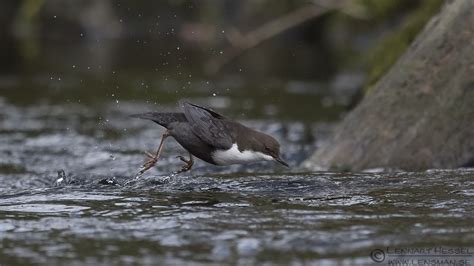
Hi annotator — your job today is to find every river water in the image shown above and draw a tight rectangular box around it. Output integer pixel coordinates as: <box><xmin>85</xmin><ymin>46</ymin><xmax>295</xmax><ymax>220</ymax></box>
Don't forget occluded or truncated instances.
<box><xmin>1</xmin><ymin>93</ymin><xmax>473</xmax><ymax>265</ymax></box>
<box><xmin>0</xmin><ymin>28</ymin><xmax>472</xmax><ymax>264</ymax></box>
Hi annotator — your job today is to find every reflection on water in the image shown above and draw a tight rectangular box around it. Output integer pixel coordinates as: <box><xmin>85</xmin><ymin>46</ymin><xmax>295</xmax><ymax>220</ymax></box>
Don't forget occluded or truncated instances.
<box><xmin>0</xmin><ymin>171</ymin><xmax>473</xmax><ymax>264</ymax></box>
<box><xmin>0</xmin><ymin>85</ymin><xmax>473</xmax><ymax>264</ymax></box>
<box><xmin>1</xmin><ymin>77</ymin><xmax>473</xmax><ymax>264</ymax></box>
<box><xmin>0</xmin><ymin>32</ymin><xmax>471</xmax><ymax>265</ymax></box>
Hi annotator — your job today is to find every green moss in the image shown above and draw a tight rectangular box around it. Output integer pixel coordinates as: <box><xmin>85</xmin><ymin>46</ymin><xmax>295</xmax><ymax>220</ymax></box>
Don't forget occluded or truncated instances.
<box><xmin>13</xmin><ymin>0</ymin><xmax>44</xmax><ymax>62</ymax></box>
<box><xmin>357</xmin><ymin>0</ymin><xmax>412</xmax><ymax>20</ymax></box>
<box><xmin>364</xmin><ymin>0</ymin><xmax>443</xmax><ymax>93</ymax></box>
<box><xmin>326</xmin><ymin>0</ymin><xmax>416</xmax><ymax>70</ymax></box>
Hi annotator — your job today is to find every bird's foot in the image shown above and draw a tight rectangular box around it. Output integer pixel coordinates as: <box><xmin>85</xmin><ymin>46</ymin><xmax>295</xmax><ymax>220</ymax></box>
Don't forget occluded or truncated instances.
<box><xmin>145</xmin><ymin>151</ymin><xmax>156</xmax><ymax>159</ymax></box>
<box><xmin>174</xmin><ymin>155</ymin><xmax>194</xmax><ymax>174</ymax></box>
<box><xmin>138</xmin><ymin>151</ymin><xmax>159</xmax><ymax>175</ymax></box>
<box><xmin>135</xmin><ymin>131</ymin><xmax>170</xmax><ymax>177</ymax></box>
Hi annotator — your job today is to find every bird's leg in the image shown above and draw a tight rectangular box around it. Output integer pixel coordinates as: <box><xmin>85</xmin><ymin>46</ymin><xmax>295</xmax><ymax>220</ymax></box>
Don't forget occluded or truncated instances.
<box><xmin>139</xmin><ymin>131</ymin><xmax>170</xmax><ymax>175</ymax></box>
<box><xmin>174</xmin><ymin>152</ymin><xmax>194</xmax><ymax>174</ymax></box>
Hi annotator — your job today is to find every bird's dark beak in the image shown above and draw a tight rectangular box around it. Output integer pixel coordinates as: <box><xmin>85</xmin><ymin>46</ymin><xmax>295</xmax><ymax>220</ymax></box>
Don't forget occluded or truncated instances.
<box><xmin>274</xmin><ymin>156</ymin><xmax>289</xmax><ymax>168</ymax></box>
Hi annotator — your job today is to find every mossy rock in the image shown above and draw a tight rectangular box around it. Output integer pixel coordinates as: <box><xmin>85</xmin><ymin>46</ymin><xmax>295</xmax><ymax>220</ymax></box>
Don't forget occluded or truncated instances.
<box><xmin>364</xmin><ymin>0</ymin><xmax>443</xmax><ymax>93</ymax></box>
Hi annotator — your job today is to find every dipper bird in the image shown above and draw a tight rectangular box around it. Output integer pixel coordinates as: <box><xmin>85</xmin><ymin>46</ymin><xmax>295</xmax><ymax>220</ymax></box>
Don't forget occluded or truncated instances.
<box><xmin>131</xmin><ymin>101</ymin><xmax>288</xmax><ymax>174</ymax></box>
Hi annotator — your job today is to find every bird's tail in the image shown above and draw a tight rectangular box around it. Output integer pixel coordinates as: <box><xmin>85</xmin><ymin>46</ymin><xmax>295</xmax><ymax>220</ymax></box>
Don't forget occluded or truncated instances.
<box><xmin>130</xmin><ymin>112</ymin><xmax>186</xmax><ymax>128</ymax></box>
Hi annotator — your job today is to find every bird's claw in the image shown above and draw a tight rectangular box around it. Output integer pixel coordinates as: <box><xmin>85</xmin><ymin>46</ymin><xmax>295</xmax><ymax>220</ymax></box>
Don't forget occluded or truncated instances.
<box><xmin>175</xmin><ymin>155</ymin><xmax>190</xmax><ymax>163</ymax></box>
<box><xmin>145</xmin><ymin>151</ymin><xmax>155</xmax><ymax>159</ymax></box>
<box><xmin>139</xmin><ymin>156</ymin><xmax>158</xmax><ymax>174</ymax></box>
<box><xmin>135</xmin><ymin>131</ymin><xmax>169</xmax><ymax>177</ymax></box>
<box><xmin>173</xmin><ymin>154</ymin><xmax>194</xmax><ymax>174</ymax></box>
<box><xmin>173</xmin><ymin>164</ymin><xmax>192</xmax><ymax>174</ymax></box>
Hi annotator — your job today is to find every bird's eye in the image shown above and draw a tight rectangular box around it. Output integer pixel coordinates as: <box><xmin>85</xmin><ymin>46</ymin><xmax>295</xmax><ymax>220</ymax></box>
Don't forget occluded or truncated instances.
<box><xmin>265</xmin><ymin>147</ymin><xmax>275</xmax><ymax>156</ymax></box>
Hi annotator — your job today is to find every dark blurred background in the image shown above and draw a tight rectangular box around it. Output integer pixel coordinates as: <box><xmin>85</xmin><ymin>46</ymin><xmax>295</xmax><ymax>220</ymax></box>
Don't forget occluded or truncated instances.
<box><xmin>0</xmin><ymin>0</ymin><xmax>441</xmax><ymax>121</ymax></box>
<box><xmin>4</xmin><ymin>3</ymin><xmax>474</xmax><ymax>266</ymax></box>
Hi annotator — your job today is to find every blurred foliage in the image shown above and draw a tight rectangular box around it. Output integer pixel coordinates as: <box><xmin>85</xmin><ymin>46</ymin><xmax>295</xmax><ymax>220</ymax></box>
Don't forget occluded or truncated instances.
<box><xmin>0</xmin><ymin>0</ymin><xmax>444</xmax><ymax>100</ymax></box>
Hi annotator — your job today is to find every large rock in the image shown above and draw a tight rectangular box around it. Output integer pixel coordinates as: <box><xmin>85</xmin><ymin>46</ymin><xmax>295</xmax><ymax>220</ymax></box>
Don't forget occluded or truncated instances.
<box><xmin>303</xmin><ymin>0</ymin><xmax>474</xmax><ymax>171</ymax></box>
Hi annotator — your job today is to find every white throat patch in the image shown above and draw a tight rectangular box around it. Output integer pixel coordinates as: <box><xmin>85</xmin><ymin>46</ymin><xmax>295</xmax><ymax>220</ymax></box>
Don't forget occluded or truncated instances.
<box><xmin>212</xmin><ymin>143</ymin><xmax>273</xmax><ymax>165</ymax></box>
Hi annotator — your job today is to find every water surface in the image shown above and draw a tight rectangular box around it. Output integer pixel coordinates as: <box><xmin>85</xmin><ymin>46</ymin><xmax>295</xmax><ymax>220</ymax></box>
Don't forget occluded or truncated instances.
<box><xmin>0</xmin><ymin>37</ymin><xmax>472</xmax><ymax>265</ymax></box>
<box><xmin>1</xmin><ymin>169</ymin><xmax>473</xmax><ymax>265</ymax></box>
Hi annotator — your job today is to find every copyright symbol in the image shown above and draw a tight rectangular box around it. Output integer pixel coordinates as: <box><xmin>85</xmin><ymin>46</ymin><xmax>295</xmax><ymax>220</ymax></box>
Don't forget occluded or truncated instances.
<box><xmin>370</xmin><ymin>249</ymin><xmax>385</xmax><ymax>263</ymax></box>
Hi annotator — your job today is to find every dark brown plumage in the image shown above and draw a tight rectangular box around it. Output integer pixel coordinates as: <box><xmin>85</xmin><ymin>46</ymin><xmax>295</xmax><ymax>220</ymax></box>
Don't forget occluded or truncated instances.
<box><xmin>131</xmin><ymin>101</ymin><xmax>288</xmax><ymax>174</ymax></box>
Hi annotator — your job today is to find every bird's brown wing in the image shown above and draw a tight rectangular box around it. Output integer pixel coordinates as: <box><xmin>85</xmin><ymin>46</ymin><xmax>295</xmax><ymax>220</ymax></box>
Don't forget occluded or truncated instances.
<box><xmin>180</xmin><ymin>101</ymin><xmax>233</xmax><ymax>149</ymax></box>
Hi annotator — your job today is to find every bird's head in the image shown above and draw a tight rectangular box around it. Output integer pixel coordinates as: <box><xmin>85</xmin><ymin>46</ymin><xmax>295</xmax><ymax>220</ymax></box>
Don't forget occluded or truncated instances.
<box><xmin>260</xmin><ymin>134</ymin><xmax>289</xmax><ymax>168</ymax></box>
